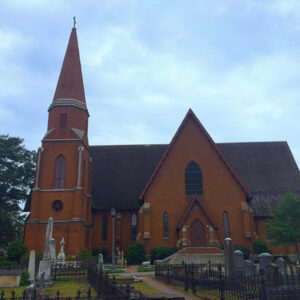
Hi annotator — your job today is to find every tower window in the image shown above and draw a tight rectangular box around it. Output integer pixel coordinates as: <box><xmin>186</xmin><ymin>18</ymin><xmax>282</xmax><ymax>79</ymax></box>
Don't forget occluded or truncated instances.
<box><xmin>131</xmin><ymin>214</ymin><xmax>137</xmax><ymax>240</ymax></box>
<box><xmin>223</xmin><ymin>211</ymin><xmax>230</xmax><ymax>238</ymax></box>
<box><xmin>163</xmin><ymin>212</ymin><xmax>169</xmax><ymax>238</ymax></box>
<box><xmin>102</xmin><ymin>213</ymin><xmax>108</xmax><ymax>241</ymax></box>
<box><xmin>54</xmin><ymin>155</ymin><xmax>66</xmax><ymax>189</ymax></box>
<box><xmin>185</xmin><ymin>161</ymin><xmax>203</xmax><ymax>195</ymax></box>
<box><xmin>60</xmin><ymin>113</ymin><xmax>67</xmax><ymax>128</ymax></box>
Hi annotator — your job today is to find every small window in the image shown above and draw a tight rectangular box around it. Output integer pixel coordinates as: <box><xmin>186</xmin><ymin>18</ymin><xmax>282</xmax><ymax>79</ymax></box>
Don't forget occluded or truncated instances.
<box><xmin>131</xmin><ymin>214</ymin><xmax>137</xmax><ymax>240</ymax></box>
<box><xmin>102</xmin><ymin>213</ymin><xmax>108</xmax><ymax>241</ymax></box>
<box><xmin>223</xmin><ymin>211</ymin><xmax>230</xmax><ymax>238</ymax></box>
<box><xmin>54</xmin><ymin>155</ymin><xmax>65</xmax><ymax>189</ymax></box>
<box><xmin>60</xmin><ymin>113</ymin><xmax>67</xmax><ymax>128</ymax></box>
<box><xmin>185</xmin><ymin>161</ymin><xmax>203</xmax><ymax>195</ymax></box>
<box><xmin>163</xmin><ymin>212</ymin><xmax>169</xmax><ymax>238</ymax></box>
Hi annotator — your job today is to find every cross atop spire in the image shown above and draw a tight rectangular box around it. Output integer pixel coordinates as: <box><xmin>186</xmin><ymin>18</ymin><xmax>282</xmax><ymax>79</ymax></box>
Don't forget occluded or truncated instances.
<box><xmin>52</xmin><ymin>25</ymin><xmax>86</xmax><ymax>103</ymax></box>
<box><xmin>73</xmin><ymin>16</ymin><xmax>76</xmax><ymax>29</ymax></box>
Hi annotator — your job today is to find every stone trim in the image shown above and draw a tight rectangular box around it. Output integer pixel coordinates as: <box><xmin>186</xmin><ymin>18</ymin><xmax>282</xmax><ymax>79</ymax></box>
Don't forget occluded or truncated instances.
<box><xmin>48</xmin><ymin>98</ymin><xmax>89</xmax><ymax>115</ymax></box>
<box><xmin>35</xmin><ymin>147</ymin><xmax>44</xmax><ymax>189</ymax></box>
<box><xmin>26</xmin><ymin>217</ymin><xmax>91</xmax><ymax>227</ymax></box>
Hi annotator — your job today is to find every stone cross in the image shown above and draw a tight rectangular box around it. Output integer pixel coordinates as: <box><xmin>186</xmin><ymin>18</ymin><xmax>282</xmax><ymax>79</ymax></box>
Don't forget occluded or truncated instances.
<box><xmin>28</xmin><ymin>250</ymin><xmax>36</xmax><ymax>283</ymax></box>
<box><xmin>234</xmin><ymin>250</ymin><xmax>245</xmax><ymax>275</ymax></box>
<box><xmin>258</xmin><ymin>253</ymin><xmax>273</xmax><ymax>271</ymax></box>
<box><xmin>43</xmin><ymin>217</ymin><xmax>54</xmax><ymax>260</ymax></box>
<box><xmin>57</xmin><ymin>237</ymin><xmax>66</xmax><ymax>262</ymax></box>
<box><xmin>275</xmin><ymin>258</ymin><xmax>287</xmax><ymax>276</ymax></box>
<box><xmin>224</xmin><ymin>238</ymin><xmax>234</xmax><ymax>276</ymax></box>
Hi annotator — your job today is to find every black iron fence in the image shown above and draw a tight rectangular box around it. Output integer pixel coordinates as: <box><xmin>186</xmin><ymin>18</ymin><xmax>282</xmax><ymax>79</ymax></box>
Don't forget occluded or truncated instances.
<box><xmin>51</xmin><ymin>259</ymin><xmax>96</xmax><ymax>280</ymax></box>
<box><xmin>87</xmin><ymin>265</ymin><xmax>142</xmax><ymax>300</ymax></box>
<box><xmin>0</xmin><ymin>288</ymin><xmax>93</xmax><ymax>300</ymax></box>
<box><xmin>155</xmin><ymin>263</ymin><xmax>300</xmax><ymax>300</ymax></box>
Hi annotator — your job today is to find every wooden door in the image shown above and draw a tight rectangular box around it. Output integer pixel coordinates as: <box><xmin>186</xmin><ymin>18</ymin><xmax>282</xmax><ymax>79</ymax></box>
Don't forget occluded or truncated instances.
<box><xmin>190</xmin><ymin>219</ymin><xmax>206</xmax><ymax>247</ymax></box>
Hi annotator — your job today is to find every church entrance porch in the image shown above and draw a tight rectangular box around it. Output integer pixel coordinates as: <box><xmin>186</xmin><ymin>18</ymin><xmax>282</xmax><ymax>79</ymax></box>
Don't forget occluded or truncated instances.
<box><xmin>190</xmin><ymin>219</ymin><xmax>206</xmax><ymax>247</ymax></box>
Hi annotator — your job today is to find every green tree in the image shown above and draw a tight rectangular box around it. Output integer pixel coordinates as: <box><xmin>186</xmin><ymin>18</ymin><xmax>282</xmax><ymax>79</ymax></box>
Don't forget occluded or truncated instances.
<box><xmin>0</xmin><ymin>135</ymin><xmax>36</xmax><ymax>247</ymax></box>
<box><xmin>268</xmin><ymin>192</ymin><xmax>300</xmax><ymax>259</ymax></box>
<box><xmin>126</xmin><ymin>242</ymin><xmax>146</xmax><ymax>264</ymax></box>
<box><xmin>7</xmin><ymin>240</ymin><xmax>27</xmax><ymax>263</ymax></box>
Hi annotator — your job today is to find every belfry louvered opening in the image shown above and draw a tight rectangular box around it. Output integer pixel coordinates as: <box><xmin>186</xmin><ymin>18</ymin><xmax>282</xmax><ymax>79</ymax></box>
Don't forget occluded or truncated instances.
<box><xmin>185</xmin><ymin>161</ymin><xmax>203</xmax><ymax>195</ymax></box>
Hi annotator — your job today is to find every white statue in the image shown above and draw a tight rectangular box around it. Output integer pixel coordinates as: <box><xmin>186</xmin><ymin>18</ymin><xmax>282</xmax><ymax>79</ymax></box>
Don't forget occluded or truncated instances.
<box><xmin>49</xmin><ymin>238</ymin><xmax>56</xmax><ymax>260</ymax></box>
<box><xmin>57</xmin><ymin>237</ymin><xmax>66</xmax><ymax>262</ymax></box>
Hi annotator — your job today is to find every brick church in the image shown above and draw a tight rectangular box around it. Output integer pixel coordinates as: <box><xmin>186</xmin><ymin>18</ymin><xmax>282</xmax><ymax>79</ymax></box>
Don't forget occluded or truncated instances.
<box><xmin>24</xmin><ymin>27</ymin><xmax>300</xmax><ymax>257</ymax></box>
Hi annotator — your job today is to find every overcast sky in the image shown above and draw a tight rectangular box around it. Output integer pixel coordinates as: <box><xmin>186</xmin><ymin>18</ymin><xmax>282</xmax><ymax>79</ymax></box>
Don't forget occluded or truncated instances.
<box><xmin>0</xmin><ymin>0</ymin><xmax>300</xmax><ymax>167</ymax></box>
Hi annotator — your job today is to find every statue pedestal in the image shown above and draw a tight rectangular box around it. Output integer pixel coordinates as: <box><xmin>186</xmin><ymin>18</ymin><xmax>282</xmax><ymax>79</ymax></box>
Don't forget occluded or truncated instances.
<box><xmin>38</xmin><ymin>260</ymin><xmax>52</xmax><ymax>286</ymax></box>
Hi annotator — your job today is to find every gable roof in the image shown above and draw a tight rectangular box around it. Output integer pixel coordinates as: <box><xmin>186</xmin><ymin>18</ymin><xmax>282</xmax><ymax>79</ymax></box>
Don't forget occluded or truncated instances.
<box><xmin>138</xmin><ymin>109</ymin><xmax>252</xmax><ymax>201</ymax></box>
<box><xmin>89</xmin><ymin>144</ymin><xmax>167</xmax><ymax>210</ymax></box>
<box><xmin>177</xmin><ymin>197</ymin><xmax>218</xmax><ymax>230</ymax></box>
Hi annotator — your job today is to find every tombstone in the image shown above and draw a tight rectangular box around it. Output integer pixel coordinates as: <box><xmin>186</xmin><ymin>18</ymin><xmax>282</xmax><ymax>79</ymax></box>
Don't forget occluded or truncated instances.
<box><xmin>244</xmin><ymin>260</ymin><xmax>256</xmax><ymax>276</ymax></box>
<box><xmin>43</xmin><ymin>217</ymin><xmax>53</xmax><ymax>260</ymax></box>
<box><xmin>275</xmin><ymin>258</ymin><xmax>287</xmax><ymax>276</ymax></box>
<box><xmin>57</xmin><ymin>238</ymin><xmax>66</xmax><ymax>262</ymax></box>
<box><xmin>49</xmin><ymin>238</ymin><xmax>56</xmax><ymax>261</ymax></box>
<box><xmin>234</xmin><ymin>250</ymin><xmax>245</xmax><ymax>275</ymax></box>
<box><xmin>28</xmin><ymin>250</ymin><xmax>36</xmax><ymax>283</ymax></box>
<box><xmin>36</xmin><ymin>271</ymin><xmax>45</xmax><ymax>293</ymax></box>
<box><xmin>258</xmin><ymin>253</ymin><xmax>273</xmax><ymax>271</ymax></box>
<box><xmin>224</xmin><ymin>238</ymin><xmax>234</xmax><ymax>276</ymax></box>
<box><xmin>38</xmin><ymin>217</ymin><xmax>54</xmax><ymax>285</ymax></box>
<box><xmin>265</xmin><ymin>263</ymin><xmax>279</xmax><ymax>284</ymax></box>
<box><xmin>98</xmin><ymin>253</ymin><xmax>103</xmax><ymax>271</ymax></box>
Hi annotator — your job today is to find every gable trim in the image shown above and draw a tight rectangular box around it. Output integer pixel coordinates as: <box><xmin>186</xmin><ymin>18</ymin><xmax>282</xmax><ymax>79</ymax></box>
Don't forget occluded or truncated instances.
<box><xmin>139</xmin><ymin>109</ymin><xmax>252</xmax><ymax>201</ymax></box>
<box><xmin>177</xmin><ymin>197</ymin><xmax>218</xmax><ymax>230</ymax></box>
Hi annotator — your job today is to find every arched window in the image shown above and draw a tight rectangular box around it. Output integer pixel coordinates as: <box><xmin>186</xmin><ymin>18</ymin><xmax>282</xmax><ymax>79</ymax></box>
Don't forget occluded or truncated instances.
<box><xmin>185</xmin><ymin>161</ymin><xmax>203</xmax><ymax>195</ymax></box>
<box><xmin>131</xmin><ymin>214</ymin><xmax>137</xmax><ymax>240</ymax></box>
<box><xmin>223</xmin><ymin>211</ymin><xmax>230</xmax><ymax>238</ymax></box>
<box><xmin>102</xmin><ymin>213</ymin><xmax>108</xmax><ymax>241</ymax></box>
<box><xmin>163</xmin><ymin>212</ymin><xmax>169</xmax><ymax>238</ymax></box>
<box><xmin>54</xmin><ymin>155</ymin><xmax>66</xmax><ymax>189</ymax></box>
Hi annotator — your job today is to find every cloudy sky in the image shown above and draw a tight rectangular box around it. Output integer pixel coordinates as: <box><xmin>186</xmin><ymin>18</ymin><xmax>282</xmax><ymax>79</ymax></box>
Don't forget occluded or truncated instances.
<box><xmin>0</xmin><ymin>0</ymin><xmax>300</xmax><ymax>167</ymax></box>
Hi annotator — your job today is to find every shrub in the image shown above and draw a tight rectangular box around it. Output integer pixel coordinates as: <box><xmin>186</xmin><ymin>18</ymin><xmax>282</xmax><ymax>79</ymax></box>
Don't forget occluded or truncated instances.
<box><xmin>126</xmin><ymin>242</ymin><xmax>146</xmax><ymax>264</ymax></box>
<box><xmin>253</xmin><ymin>239</ymin><xmax>272</xmax><ymax>255</ymax></box>
<box><xmin>234</xmin><ymin>245</ymin><xmax>250</xmax><ymax>259</ymax></box>
<box><xmin>66</xmin><ymin>255</ymin><xmax>74</xmax><ymax>261</ymax></box>
<box><xmin>20</xmin><ymin>270</ymin><xmax>29</xmax><ymax>286</ymax></box>
<box><xmin>150</xmin><ymin>247</ymin><xmax>177</xmax><ymax>263</ymax></box>
<box><xmin>7</xmin><ymin>240</ymin><xmax>27</xmax><ymax>263</ymax></box>
<box><xmin>78</xmin><ymin>248</ymin><xmax>92</xmax><ymax>258</ymax></box>
<box><xmin>0</xmin><ymin>260</ymin><xmax>18</xmax><ymax>267</ymax></box>
<box><xmin>92</xmin><ymin>248</ymin><xmax>101</xmax><ymax>257</ymax></box>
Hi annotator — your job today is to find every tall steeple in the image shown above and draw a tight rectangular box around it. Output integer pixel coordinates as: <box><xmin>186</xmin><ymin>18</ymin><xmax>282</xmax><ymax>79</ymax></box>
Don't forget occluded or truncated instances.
<box><xmin>52</xmin><ymin>27</ymin><xmax>86</xmax><ymax>103</ymax></box>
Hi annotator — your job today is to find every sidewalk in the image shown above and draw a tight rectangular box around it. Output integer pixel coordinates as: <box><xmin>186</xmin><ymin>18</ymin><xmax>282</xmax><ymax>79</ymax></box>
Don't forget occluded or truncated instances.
<box><xmin>141</xmin><ymin>276</ymin><xmax>204</xmax><ymax>300</ymax></box>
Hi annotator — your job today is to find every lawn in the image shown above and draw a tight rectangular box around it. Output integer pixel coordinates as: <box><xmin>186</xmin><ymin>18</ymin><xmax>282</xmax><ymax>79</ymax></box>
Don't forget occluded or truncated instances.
<box><xmin>132</xmin><ymin>281</ymin><xmax>163</xmax><ymax>294</ymax></box>
<box><xmin>137</xmin><ymin>265</ymin><xmax>155</xmax><ymax>272</ymax></box>
<box><xmin>0</xmin><ymin>279</ymin><xmax>96</xmax><ymax>298</ymax></box>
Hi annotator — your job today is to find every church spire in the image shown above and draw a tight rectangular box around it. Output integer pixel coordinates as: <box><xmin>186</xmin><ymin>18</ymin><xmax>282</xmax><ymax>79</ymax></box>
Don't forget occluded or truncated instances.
<box><xmin>53</xmin><ymin>26</ymin><xmax>86</xmax><ymax>103</ymax></box>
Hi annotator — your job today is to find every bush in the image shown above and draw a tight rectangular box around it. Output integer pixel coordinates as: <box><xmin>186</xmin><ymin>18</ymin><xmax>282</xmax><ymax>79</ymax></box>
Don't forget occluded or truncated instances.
<box><xmin>150</xmin><ymin>247</ymin><xmax>177</xmax><ymax>263</ymax></box>
<box><xmin>0</xmin><ymin>260</ymin><xmax>18</xmax><ymax>267</ymax></box>
<box><xmin>7</xmin><ymin>240</ymin><xmax>27</xmax><ymax>263</ymax></box>
<box><xmin>253</xmin><ymin>239</ymin><xmax>272</xmax><ymax>255</ymax></box>
<box><xmin>92</xmin><ymin>248</ymin><xmax>101</xmax><ymax>257</ymax></box>
<box><xmin>126</xmin><ymin>242</ymin><xmax>146</xmax><ymax>265</ymax></box>
<box><xmin>78</xmin><ymin>248</ymin><xmax>92</xmax><ymax>258</ymax></box>
<box><xmin>234</xmin><ymin>245</ymin><xmax>250</xmax><ymax>259</ymax></box>
<box><xmin>20</xmin><ymin>270</ymin><xmax>29</xmax><ymax>286</ymax></box>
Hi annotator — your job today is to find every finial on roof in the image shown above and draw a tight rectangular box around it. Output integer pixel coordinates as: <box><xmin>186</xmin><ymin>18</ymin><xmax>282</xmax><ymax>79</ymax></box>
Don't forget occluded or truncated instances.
<box><xmin>73</xmin><ymin>16</ymin><xmax>76</xmax><ymax>29</ymax></box>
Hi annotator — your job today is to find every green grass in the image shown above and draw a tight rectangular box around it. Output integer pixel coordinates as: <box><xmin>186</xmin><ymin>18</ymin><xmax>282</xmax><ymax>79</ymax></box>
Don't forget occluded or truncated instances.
<box><xmin>132</xmin><ymin>282</ymin><xmax>163</xmax><ymax>294</ymax></box>
<box><xmin>0</xmin><ymin>279</ymin><xmax>96</xmax><ymax>298</ymax></box>
<box><xmin>138</xmin><ymin>265</ymin><xmax>155</xmax><ymax>272</ymax></box>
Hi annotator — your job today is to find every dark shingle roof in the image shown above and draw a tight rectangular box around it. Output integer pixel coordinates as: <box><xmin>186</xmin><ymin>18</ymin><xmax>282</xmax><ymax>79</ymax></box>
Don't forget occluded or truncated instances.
<box><xmin>89</xmin><ymin>144</ymin><xmax>167</xmax><ymax>210</ymax></box>
<box><xmin>90</xmin><ymin>141</ymin><xmax>300</xmax><ymax>217</ymax></box>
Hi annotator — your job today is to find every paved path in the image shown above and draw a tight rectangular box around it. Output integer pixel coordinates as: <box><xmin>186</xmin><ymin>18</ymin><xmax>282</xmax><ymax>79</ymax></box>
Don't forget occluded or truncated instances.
<box><xmin>141</xmin><ymin>276</ymin><xmax>204</xmax><ymax>300</ymax></box>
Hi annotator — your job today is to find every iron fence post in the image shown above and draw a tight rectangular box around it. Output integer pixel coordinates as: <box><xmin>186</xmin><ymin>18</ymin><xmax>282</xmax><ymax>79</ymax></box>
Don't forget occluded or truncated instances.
<box><xmin>184</xmin><ymin>263</ymin><xmax>188</xmax><ymax>292</ymax></box>
<box><xmin>259</xmin><ymin>269</ymin><xmax>267</xmax><ymax>300</ymax></box>
<box><xmin>191</xmin><ymin>263</ymin><xmax>196</xmax><ymax>294</ymax></box>
<box><xmin>167</xmin><ymin>265</ymin><xmax>170</xmax><ymax>285</ymax></box>
<box><xmin>218</xmin><ymin>265</ymin><xmax>225</xmax><ymax>300</ymax></box>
